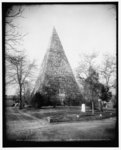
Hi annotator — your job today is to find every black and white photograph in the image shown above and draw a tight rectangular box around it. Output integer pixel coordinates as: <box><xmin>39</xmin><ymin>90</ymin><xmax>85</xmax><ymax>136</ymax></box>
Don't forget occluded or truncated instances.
<box><xmin>2</xmin><ymin>2</ymin><xmax>118</xmax><ymax>147</ymax></box>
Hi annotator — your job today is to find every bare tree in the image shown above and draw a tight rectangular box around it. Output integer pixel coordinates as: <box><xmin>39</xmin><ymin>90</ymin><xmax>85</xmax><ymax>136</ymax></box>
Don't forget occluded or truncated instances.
<box><xmin>99</xmin><ymin>54</ymin><xmax>116</xmax><ymax>88</ymax></box>
<box><xmin>5</xmin><ymin>5</ymin><xmax>25</xmax><ymax>55</ymax></box>
<box><xmin>4</xmin><ymin>5</ymin><xmax>27</xmax><ymax>87</ymax></box>
<box><xmin>76</xmin><ymin>53</ymin><xmax>98</xmax><ymax>88</ymax></box>
<box><xmin>4</xmin><ymin>5</ymin><xmax>37</xmax><ymax>109</ymax></box>
<box><xmin>75</xmin><ymin>53</ymin><xmax>100</xmax><ymax>114</ymax></box>
<box><xmin>7</xmin><ymin>53</ymin><xmax>36</xmax><ymax>109</ymax></box>
<box><xmin>23</xmin><ymin>81</ymin><xmax>33</xmax><ymax>105</ymax></box>
<box><xmin>83</xmin><ymin>67</ymin><xmax>100</xmax><ymax>114</ymax></box>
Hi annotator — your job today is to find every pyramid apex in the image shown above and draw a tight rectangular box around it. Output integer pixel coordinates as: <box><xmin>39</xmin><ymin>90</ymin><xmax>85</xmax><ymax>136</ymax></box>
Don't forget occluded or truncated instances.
<box><xmin>52</xmin><ymin>26</ymin><xmax>57</xmax><ymax>34</ymax></box>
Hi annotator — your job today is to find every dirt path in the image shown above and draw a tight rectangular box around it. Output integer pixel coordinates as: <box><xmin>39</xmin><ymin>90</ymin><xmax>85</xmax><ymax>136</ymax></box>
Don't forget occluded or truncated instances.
<box><xmin>17</xmin><ymin>109</ymin><xmax>48</xmax><ymax>125</ymax></box>
<box><xmin>6</xmin><ymin>108</ymin><xmax>49</xmax><ymax>134</ymax></box>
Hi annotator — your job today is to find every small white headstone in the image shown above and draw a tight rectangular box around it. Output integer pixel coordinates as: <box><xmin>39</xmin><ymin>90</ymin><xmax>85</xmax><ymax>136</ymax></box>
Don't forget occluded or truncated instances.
<box><xmin>81</xmin><ymin>104</ymin><xmax>86</xmax><ymax>112</ymax></box>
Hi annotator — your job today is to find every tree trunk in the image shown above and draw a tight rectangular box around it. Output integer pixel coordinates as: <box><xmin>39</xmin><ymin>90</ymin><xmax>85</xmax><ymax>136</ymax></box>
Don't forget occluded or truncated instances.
<box><xmin>100</xmin><ymin>101</ymin><xmax>103</xmax><ymax>112</ymax></box>
<box><xmin>92</xmin><ymin>101</ymin><xmax>94</xmax><ymax>115</ymax></box>
<box><xmin>19</xmin><ymin>84</ymin><xmax>23</xmax><ymax>109</ymax></box>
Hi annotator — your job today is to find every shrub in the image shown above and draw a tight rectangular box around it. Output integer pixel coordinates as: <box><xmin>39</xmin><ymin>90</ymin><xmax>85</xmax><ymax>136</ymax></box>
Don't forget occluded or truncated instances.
<box><xmin>31</xmin><ymin>93</ymin><xmax>48</xmax><ymax>108</ymax></box>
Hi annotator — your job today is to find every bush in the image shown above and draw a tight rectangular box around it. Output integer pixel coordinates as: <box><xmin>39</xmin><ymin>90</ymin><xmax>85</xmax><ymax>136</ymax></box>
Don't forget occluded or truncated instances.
<box><xmin>64</xmin><ymin>94</ymin><xmax>83</xmax><ymax>106</ymax></box>
<box><xmin>31</xmin><ymin>92</ymin><xmax>83</xmax><ymax>108</ymax></box>
<box><xmin>31</xmin><ymin>93</ymin><xmax>48</xmax><ymax>108</ymax></box>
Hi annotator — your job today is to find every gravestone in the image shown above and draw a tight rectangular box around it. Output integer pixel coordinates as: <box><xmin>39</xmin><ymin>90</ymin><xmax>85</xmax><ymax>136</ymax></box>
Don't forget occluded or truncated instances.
<box><xmin>81</xmin><ymin>103</ymin><xmax>86</xmax><ymax>112</ymax></box>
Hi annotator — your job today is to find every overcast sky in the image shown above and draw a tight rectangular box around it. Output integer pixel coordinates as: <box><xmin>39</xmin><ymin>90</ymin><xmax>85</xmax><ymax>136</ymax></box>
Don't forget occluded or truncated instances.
<box><xmin>7</xmin><ymin>4</ymin><xmax>116</xmax><ymax>95</ymax></box>
<box><xmin>14</xmin><ymin>4</ymin><xmax>116</xmax><ymax>67</ymax></box>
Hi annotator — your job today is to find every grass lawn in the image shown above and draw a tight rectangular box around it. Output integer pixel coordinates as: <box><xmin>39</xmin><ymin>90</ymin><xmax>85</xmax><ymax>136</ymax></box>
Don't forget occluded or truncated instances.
<box><xmin>5</xmin><ymin>106</ymin><xmax>117</xmax><ymax>141</ymax></box>
<box><xmin>27</xmin><ymin>118</ymin><xmax>116</xmax><ymax>141</ymax></box>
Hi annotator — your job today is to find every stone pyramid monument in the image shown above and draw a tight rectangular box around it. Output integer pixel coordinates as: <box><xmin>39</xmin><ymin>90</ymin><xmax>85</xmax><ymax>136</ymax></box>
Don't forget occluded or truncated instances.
<box><xmin>32</xmin><ymin>27</ymin><xmax>82</xmax><ymax>107</ymax></box>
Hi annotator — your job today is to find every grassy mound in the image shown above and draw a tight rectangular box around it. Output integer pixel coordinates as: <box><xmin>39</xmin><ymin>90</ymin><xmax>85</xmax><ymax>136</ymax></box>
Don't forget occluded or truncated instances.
<box><xmin>49</xmin><ymin>111</ymin><xmax>116</xmax><ymax>123</ymax></box>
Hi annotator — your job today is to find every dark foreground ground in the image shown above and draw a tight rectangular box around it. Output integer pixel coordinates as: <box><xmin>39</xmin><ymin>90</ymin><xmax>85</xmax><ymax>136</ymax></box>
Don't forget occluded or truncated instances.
<box><xmin>5</xmin><ymin>106</ymin><xmax>117</xmax><ymax>141</ymax></box>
